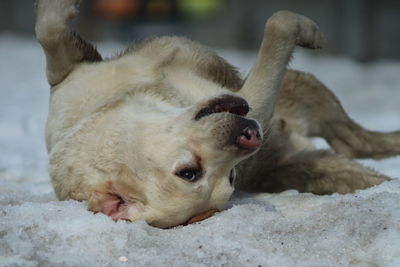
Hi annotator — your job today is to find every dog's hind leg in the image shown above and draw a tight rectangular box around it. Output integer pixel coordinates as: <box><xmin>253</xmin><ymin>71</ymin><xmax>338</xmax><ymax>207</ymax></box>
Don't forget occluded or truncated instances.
<box><xmin>35</xmin><ymin>0</ymin><xmax>102</xmax><ymax>86</ymax></box>
<box><xmin>237</xmin><ymin>149</ymin><xmax>390</xmax><ymax>195</ymax></box>
<box><xmin>277</xmin><ymin>70</ymin><xmax>400</xmax><ymax>159</ymax></box>
<box><xmin>239</xmin><ymin>11</ymin><xmax>324</xmax><ymax>130</ymax></box>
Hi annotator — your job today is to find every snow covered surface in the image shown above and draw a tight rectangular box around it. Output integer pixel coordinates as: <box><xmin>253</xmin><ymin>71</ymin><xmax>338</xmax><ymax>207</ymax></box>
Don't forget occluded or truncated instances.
<box><xmin>1</xmin><ymin>35</ymin><xmax>400</xmax><ymax>266</ymax></box>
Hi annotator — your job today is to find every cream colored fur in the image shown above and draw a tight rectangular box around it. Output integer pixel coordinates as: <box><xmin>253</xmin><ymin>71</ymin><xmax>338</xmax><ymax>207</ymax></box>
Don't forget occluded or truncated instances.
<box><xmin>36</xmin><ymin>0</ymin><xmax>400</xmax><ymax>228</ymax></box>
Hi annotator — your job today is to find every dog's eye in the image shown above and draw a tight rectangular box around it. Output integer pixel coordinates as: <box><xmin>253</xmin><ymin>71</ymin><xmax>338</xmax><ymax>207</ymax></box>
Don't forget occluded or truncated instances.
<box><xmin>175</xmin><ymin>168</ymin><xmax>201</xmax><ymax>182</ymax></box>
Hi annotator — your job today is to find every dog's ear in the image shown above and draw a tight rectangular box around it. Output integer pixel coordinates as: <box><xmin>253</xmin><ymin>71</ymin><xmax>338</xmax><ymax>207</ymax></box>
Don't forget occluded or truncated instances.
<box><xmin>88</xmin><ymin>181</ymin><xmax>145</xmax><ymax>222</ymax></box>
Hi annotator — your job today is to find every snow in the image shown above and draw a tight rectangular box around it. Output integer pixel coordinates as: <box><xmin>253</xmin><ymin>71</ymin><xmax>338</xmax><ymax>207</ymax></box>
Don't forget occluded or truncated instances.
<box><xmin>1</xmin><ymin>34</ymin><xmax>400</xmax><ymax>266</ymax></box>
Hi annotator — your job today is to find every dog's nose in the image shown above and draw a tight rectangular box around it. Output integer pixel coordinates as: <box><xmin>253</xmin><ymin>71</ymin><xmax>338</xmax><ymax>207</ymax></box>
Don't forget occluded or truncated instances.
<box><xmin>231</xmin><ymin>117</ymin><xmax>263</xmax><ymax>150</ymax></box>
<box><xmin>237</xmin><ymin>126</ymin><xmax>263</xmax><ymax>149</ymax></box>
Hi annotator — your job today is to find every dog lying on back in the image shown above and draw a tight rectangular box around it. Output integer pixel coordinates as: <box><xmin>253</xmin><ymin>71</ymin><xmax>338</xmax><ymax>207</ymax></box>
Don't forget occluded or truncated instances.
<box><xmin>35</xmin><ymin>0</ymin><xmax>400</xmax><ymax>228</ymax></box>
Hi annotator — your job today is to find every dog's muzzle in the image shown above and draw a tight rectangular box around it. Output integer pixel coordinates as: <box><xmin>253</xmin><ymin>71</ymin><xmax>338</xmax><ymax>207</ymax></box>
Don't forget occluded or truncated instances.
<box><xmin>195</xmin><ymin>95</ymin><xmax>263</xmax><ymax>150</ymax></box>
<box><xmin>194</xmin><ymin>94</ymin><xmax>250</xmax><ymax>120</ymax></box>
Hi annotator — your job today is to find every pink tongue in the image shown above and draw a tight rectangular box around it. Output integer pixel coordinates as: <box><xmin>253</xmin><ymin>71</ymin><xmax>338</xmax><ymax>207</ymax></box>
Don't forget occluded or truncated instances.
<box><xmin>238</xmin><ymin>128</ymin><xmax>263</xmax><ymax>149</ymax></box>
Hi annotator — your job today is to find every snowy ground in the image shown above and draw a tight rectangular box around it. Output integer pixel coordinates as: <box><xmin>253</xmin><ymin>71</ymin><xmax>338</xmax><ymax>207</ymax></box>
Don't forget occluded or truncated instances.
<box><xmin>1</xmin><ymin>34</ymin><xmax>399</xmax><ymax>266</ymax></box>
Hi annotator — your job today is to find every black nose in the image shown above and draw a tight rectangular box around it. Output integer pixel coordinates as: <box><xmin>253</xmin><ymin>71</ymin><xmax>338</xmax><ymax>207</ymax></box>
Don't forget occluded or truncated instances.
<box><xmin>195</xmin><ymin>95</ymin><xmax>249</xmax><ymax>120</ymax></box>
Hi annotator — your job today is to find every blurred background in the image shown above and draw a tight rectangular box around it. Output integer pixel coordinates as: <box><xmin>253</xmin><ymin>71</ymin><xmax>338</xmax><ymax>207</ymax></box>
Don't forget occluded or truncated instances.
<box><xmin>1</xmin><ymin>0</ymin><xmax>400</xmax><ymax>61</ymax></box>
<box><xmin>1</xmin><ymin>1</ymin><xmax>400</xmax><ymax>263</ymax></box>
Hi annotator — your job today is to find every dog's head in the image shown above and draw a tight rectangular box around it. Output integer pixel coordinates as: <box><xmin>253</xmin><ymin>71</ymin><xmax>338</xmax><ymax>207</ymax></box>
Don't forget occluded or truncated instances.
<box><xmin>88</xmin><ymin>94</ymin><xmax>263</xmax><ymax>228</ymax></box>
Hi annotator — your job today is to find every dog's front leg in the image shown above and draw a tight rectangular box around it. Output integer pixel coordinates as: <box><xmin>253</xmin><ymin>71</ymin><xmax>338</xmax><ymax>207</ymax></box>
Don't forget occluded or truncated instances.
<box><xmin>35</xmin><ymin>0</ymin><xmax>102</xmax><ymax>86</ymax></box>
<box><xmin>239</xmin><ymin>11</ymin><xmax>323</xmax><ymax>129</ymax></box>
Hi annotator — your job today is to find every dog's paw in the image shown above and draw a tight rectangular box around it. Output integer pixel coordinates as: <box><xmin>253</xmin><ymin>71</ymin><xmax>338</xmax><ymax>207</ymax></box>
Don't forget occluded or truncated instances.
<box><xmin>36</xmin><ymin>0</ymin><xmax>80</xmax><ymax>25</ymax></box>
<box><xmin>265</xmin><ymin>10</ymin><xmax>324</xmax><ymax>49</ymax></box>
<box><xmin>36</xmin><ymin>0</ymin><xmax>81</xmax><ymax>42</ymax></box>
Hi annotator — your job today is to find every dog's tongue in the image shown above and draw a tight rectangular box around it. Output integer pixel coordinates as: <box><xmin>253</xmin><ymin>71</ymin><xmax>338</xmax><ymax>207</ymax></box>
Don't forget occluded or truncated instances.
<box><xmin>185</xmin><ymin>209</ymin><xmax>219</xmax><ymax>225</ymax></box>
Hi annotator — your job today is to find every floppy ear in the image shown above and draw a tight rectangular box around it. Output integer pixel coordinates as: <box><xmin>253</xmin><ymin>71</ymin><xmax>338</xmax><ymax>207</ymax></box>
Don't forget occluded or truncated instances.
<box><xmin>88</xmin><ymin>181</ymin><xmax>145</xmax><ymax>222</ymax></box>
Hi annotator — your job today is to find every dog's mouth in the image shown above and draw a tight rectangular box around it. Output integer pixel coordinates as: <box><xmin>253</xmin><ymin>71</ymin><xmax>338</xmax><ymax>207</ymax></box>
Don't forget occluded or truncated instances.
<box><xmin>194</xmin><ymin>95</ymin><xmax>249</xmax><ymax>120</ymax></box>
<box><xmin>194</xmin><ymin>95</ymin><xmax>263</xmax><ymax>150</ymax></box>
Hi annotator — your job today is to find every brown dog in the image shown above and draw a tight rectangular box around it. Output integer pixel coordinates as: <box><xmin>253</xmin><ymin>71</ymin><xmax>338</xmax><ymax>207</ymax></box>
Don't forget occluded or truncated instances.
<box><xmin>35</xmin><ymin>0</ymin><xmax>400</xmax><ymax>228</ymax></box>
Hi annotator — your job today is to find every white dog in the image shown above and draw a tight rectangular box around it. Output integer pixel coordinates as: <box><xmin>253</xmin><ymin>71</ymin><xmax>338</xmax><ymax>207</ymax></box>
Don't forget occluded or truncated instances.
<box><xmin>36</xmin><ymin>0</ymin><xmax>400</xmax><ymax>228</ymax></box>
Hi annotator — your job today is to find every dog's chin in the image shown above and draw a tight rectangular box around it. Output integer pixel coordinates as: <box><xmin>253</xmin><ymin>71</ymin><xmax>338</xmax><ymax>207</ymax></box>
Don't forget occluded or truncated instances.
<box><xmin>194</xmin><ymin>94</ymin><xmax>250</xmax><ymax>121</ymax></box>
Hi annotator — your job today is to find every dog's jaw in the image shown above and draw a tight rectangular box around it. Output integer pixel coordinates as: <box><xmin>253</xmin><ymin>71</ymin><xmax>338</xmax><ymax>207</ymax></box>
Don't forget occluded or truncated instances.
<box><xmin>194</xmin><ymin>94</ymin><xmax>250</xmax><ymax>120</ymax></box>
